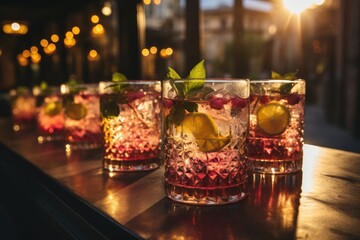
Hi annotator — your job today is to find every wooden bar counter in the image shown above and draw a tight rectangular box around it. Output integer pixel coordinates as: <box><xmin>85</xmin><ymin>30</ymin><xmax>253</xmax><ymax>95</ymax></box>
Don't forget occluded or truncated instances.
<box><xmin>0</xmin><ymin>117</ymin><xmax>359</xmax><ymax>239</ymax></box>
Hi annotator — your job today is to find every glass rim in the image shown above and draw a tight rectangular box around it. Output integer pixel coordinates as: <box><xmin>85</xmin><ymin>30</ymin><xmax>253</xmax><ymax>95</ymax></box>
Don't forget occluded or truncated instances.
<box><xmin>164</xmin><ymin>78</ymin><xmax>249</xmax><ymax>83</ymax></box>
<box><xmin>61</xmin><ymin>83</ymin><xmax>99</xmax><ymax>88</ymax></box>
<box><xmin>99</xmin><ymin>80</ymin><xmax>161</xmax><ymax>85</ymax></box>
<box><xmin>250</xmin><ymin>79</ymin><xmax>305</xmax><ymax>83</ymax></box>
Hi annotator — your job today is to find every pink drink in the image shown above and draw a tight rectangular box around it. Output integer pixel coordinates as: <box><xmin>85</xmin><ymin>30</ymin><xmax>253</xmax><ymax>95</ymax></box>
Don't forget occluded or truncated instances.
<box><xmin>37</xmin><ymin>88</ymin><xmax>65</xmax><ymax>142</ymax></box>
<box><xmin>10</xmin><ymin>88</ymin><xmax>36</xmax><ymax>131</ymax></box>
<box><xmin>163</xmin><ymin>79</ymin><xmax>249</xmax><ymax>205</ymax></box>
<box><xmin>63</xmin><ymin>84</ymin><xmax>102</xmax><ymax>150</ymax></box>
<box><xmin>100</xmin><ymin>81</ymin><xmax>161</xmax><ymax>172</ymax></box>
<box><xmin>247</xmin><ymin>79</ymin><xmax>305</xmax><ymax>174</ymax></box>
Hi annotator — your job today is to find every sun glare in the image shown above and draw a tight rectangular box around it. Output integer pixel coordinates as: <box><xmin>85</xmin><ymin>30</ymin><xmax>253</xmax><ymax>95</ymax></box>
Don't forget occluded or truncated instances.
<box><xmin>283</xmin><ymin>0</ymin><xmax>314</xmax><ymax>14</ymax></box>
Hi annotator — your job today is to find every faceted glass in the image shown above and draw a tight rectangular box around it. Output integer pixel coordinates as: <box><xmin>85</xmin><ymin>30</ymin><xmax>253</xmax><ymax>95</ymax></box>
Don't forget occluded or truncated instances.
<box><xmin>163</xmin><ymin>79</ymin><xmax>249</xmax><ymax>205</ymax></box>
<box><xmin>248</xmin><ymin>79</ymin><xmax>305</xmax><ymax>174</ymax></box>
<box><xmin>9</xmin><ymin>88</ymin><xmax>37</xmax><ymax>131</ymax></box>
<box><xmin>62</xmin><ymin>84</ymin><xmax>102</xmax><ymax>150</ymax></box>
<box><xmin>36</xmin><ymin>86</ymin><xmax>65</xmax><ymax>142</ymax></box>
<box><xmin>99</xmin><ymin>81</ymin><xmax>161</xmax><ymax>172</ymax></box>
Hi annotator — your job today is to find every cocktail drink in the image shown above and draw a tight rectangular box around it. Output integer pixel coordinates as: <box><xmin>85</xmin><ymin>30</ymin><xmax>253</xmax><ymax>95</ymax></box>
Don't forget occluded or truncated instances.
<box><xmin>9</xmin><ymin>87</ymin><xmax>37</xmax><ymax>131</ymax></box>
<box><xmin>62</xmin><ymin>84</ymin><xmax>102</xmax><ymax>150</ymax></box>
<box><xmin>248</xmin><ymin>79</ymin><xmax>305</xmax><ymax>174</ymax></box>
<box><xmin>99</xmin><ymin>81</ymin><xmax>161</xmax><ymax>172</ymax></box>
<box><xmin>36</xmin><ymin>87</ymin><xmax>65</xmax><ymax>142</ymax></box>
<box><xmin>163</xmin><ymin>79</ymin><xmax>249</xmax><ymax>205</ymax></box>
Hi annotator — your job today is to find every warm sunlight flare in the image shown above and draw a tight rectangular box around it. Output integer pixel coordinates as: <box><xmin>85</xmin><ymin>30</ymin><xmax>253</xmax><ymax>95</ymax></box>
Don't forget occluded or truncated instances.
<box><xmin>283</xmin><ymin>0</ymin><xmax>326</xmax><ymax>14</ymax></box>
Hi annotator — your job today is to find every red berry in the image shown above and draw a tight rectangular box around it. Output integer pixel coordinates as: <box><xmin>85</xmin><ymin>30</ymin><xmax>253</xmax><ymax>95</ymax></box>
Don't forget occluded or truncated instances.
<box><xmin>210</xmin><ymin>98</ymin><xmax>225</xmax><ymax>110</ymax></box>
<box><xmin>287</xmin><ymin>93</ymin><xmax>301</xmax><ymax>105</ymax></box>
<box><xmin>127</xmin><ymin>91</ymin><xmax>145</xmax><ymax>102</ymax></box>
<box><xmin>260</xmin><ymin>96</ymin><xmax>270</xmax><ymax>104</ymax></box>
<box><xmin>231</xmin><ymin>96</ymin><xmax>247</xmax><ymax>109</ymax></box>
<box><xmin>163</xmin><ymin>99</ymin><xmax>174</xmax><ymax>108</ymax></box>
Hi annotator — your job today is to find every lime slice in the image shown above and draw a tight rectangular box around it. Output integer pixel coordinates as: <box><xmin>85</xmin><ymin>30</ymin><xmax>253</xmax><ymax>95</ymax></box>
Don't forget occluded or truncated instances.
<box><xmin>256</xmin><ymin>102</ymin><xmax>290</xmax><ymax>135</ymax></box>
<box><xmin>178</xmin><ymin>112</ymin><xmax>230</xmax><ymax>152</ymax></box>
<box><xmin>101</xmin><ymin>101</ymin><xmax>119</xmax><ymax>118</ymax></box>
<box><xmin>65</xmin><ymin>103</ymin><xmax>87</xmax><ymax>120</ymax></box>
<box><xmin>44</xmin><ymin>101</ymin><xmax>62</xmax><ymax>116</ymax></box>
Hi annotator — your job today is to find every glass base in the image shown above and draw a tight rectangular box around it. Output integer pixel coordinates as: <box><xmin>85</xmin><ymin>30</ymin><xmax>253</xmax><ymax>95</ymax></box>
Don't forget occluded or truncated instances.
<box><xmin>103</xmin><ymin>158</ymin><xmax>159</xmax><ymax>172</ymax></box>
<box><xmin>165</xmin><ymin>182</ymin><xmax>247</xmax><ymax>206</ymax></box>
<box><xmin>247</xmin><ymin>158</ymin><xmax>302</xmax><ymax>174</ymax></box>
<box><xmin>67</xmin><ymin>142</ymin><xmax>103</xmax><ymax>150</ymax></box>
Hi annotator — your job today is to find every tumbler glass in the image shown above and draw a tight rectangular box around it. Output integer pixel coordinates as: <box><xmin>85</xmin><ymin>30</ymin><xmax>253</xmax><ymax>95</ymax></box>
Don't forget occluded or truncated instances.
<box><xmin>36</xmin><ymin>86</ymin><xmax>65</xmax><ymax>142</ymax></box>
<box><xmin>62</xmin><ymin>84</ymin><xmax>102</xmax><ymax>150</ymax></box>
<box><xmin>163</xmin><ymin>79</ymin><xmax>249</xmax><ymax>205</ymax></box>
<box><xmin>9</xmin><ymin>87</ymin><xmax>37</xmax><ymax>131</ymax></box>
<box><xmin>247</xmin><ymin>79</ymin><xmax>305</xmax><ymax>174</ymax></box>
<box><xmin>99</xmin><ymin>81</ymin><xmax>161</xmax><ymax>172</ymax></box>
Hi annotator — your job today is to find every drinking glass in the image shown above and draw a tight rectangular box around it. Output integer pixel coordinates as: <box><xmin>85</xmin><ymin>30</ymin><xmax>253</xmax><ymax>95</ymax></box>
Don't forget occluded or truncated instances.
<box><xmin>9</xmin><ymin>87</ymin><xmax>37</xmax><ymax>131</ymax></box>
<box><xmin>163</xmin><ymin>79</ymin><xmax>249</xmax><ymax>205</ymax></box>
<box><xmin>36</xmin><ymin>86</ymin><xmax>65</xmax><ymax>142</ymax></box>
<box><xmin>62</xmin><ymin>84</ymin><xmax>102</xmax><ymax>150</ymax></box>
<box><xmin>99</xmin><ymin>81</ymin><xmax>161</xmax><ymax>172</ymax></box>
<box><xmin>248</xmin><ymin>79</ymin><xmax>305</xmax><ymax>174</ymax></box>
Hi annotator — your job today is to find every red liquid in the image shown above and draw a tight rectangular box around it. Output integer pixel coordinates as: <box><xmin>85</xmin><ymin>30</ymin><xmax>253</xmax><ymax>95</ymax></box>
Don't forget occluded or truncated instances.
<box><xmin>247</xmin><ymin>94</ymin><xmax>305</xmax><ymax>174</ymax></box>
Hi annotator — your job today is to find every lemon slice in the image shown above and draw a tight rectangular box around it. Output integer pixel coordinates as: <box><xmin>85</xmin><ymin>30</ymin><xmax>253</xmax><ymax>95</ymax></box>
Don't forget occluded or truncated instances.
<box><xmin>44</xmin><ymin>101</ymin><xmax>62</xmax><ymax>116</ymax></box>
<box><xmin>256</xmin><ymin>102</ymin><xmax>290</xmax><ymax>135</ymax></box>
<box><xmin>178</xmin><ymin>112</ymin><xmax>230</xmax><ymax>152</ymax></box>
<box><xmin>65</xmin><ymin>103</ymin><xmax>87</xmax><ymax>120</ymax></box>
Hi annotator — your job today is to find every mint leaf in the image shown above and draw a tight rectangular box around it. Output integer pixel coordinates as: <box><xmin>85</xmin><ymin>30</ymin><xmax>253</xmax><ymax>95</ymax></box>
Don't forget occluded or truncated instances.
<box><xmin>166</xmin><ymin>60</ymin><xmax>207</xmax><ymax>126</ymax></box>
<box><xmin>167</xmin><ymin>67</ymin><xmax>181</xmax><ymax>79</ymax></box>
<box><xmin>167</xmin><ymin>67</ymin><xmax>184</xmax><ymax>97</ymax></box>
<box><xmin>184</xmin><ymin>79</ymin><xmax>205</xmax><ymax>96</ymax></box>
<box><xmin>283</xmin><ymin>70</ymin><xmax>299</xmax><ymax>80</ymax></box>
<box><xmin>271</xmin><ymin>69</ymin><xmax>299</xmax><ymax>94</ymax></box>
<box><xmin>271</xmin><ymin>71</ymin><xmax>282</xmax><ymax>79</ymax></box>
<box><xmin>107</xmin><ymin>72</ymin><xmax>128</xmax><ymax>93</ymax></box>
<box><xmin>112</xmin><ymin>72</ymin><xmax>127</xmax><ymax>82</ymax></box>
<box><xmin>188</xmin><ymin>59</ymin><xmax>206</xmax><ymax>79</ymax></box>
<box><xmin>184</xmin><ymin>59</ymin><xmax>206</xmax><ymax>96</ymax></box>
<box><xmin>183</xmin><ymin>102</ymin><xmax>198</xmax><ymax>112</ymax></box>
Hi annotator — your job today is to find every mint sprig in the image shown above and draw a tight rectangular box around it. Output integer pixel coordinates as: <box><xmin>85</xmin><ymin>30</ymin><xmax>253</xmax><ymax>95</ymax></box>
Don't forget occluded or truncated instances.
<box><xmin>271</xmin><ymin>70</ymin><xmax>299</xmax><ymax>94</ymax></box>
<box><xmin>166</xmin><ymin>59</ymin><xmax>206</xmax><ymax>125</ymax></box>
<box><xmin>167</xmin><ymin>59</ymin><xmax>206</xmax><ymax>97</ymax></box>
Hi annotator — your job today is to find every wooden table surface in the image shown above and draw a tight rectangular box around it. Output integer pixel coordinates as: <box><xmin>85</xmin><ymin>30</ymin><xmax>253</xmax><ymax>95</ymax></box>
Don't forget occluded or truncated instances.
<box><xmin>0</xmin><ymin>117</ymin><xmax>359</xmax><ymax>239</ymax></box>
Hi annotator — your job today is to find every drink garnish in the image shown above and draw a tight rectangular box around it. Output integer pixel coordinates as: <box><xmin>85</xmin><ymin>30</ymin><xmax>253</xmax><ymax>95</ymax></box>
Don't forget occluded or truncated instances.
<box><xmin>45</xmin><ymin>101</ymin><xmax>63</xmax><ymax>116</ymax></box>
<box><xmin>101</xmin><ymin>72</ymin><xmax>128</xmax><ymax>118</ymax></box>
<box><xmin>178</xmin><ymin>112</ymin><xmax>231</xmax><ymax>152</ymax></box>
<box><xmin>166</xmin><ymin>60</ymin><xmax>207</xmax><ymax>126</ymax></box>
<box><xmin>65</xmin><ymin>102</ymin><xmax>87</xmax><ymax>120</ymax></box>
<box><xmin>271</xmin><ymin>70</ymin><xmax>299</xmax><ymax>94</ymax></box>
<box><xmin>256</xmin><ymin>102</ymin><xmax>290</xmax><ymax>135</ymax></box>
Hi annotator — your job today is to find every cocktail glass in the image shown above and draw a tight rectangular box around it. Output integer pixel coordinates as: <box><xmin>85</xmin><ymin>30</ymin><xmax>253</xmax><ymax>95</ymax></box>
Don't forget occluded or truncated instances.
<box><xmin>163</xmin><ymin>79</ymin><xmax>249</xmax><ymax>205</ymax></box>
<box><xmin>62</xmin><ymin>84</ymin><xmax>102</xmax><ymax>150</ymax></box>
<box><xmin>36</xmin><ymin>86</ymin><xmax>65</xmax><ymax>142</ymax></box>
<box><xmin>99</xmin><ymin>81</ymin><xmax>161</xmax><ymax>172</ymax></box>
<box><xmin>248</xmin><ymin>79</ymin><xmax>305</xmax><ymax>174</ymax></box>
<box><xmin>9</xmin><ymin>87</ymin><xmax>37</xmax><ymax>131</ymax></box>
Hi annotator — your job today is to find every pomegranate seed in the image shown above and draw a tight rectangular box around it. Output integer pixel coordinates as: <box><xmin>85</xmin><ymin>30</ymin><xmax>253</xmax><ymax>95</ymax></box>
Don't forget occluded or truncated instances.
<box><xmin>163</xmin><ymin>99</ymin><xmax>174</xmax><ymax>108</ymax></box>
<box><xmin>210</xmin><ymin>98</ymin><xmax>227</xmax><ymax>110</ymax></box>
<box><xmin>127</xmin><ymin>91</ymin><xmax>145</xmax><ymax>102</ymax></box>
<box><xmin>260</xmin><ymin>96</ymin><xmax>270</xmax><ymax>105</ymax></box>
<box><xmin>231</xmin><ymin>96</ymin><xmax>247</xmax><ymax>109</ymax></box>
<box><xmin>287</xmin><ymin>93</ymin><xmax>301</xmax><ymax>105</ymax></box>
